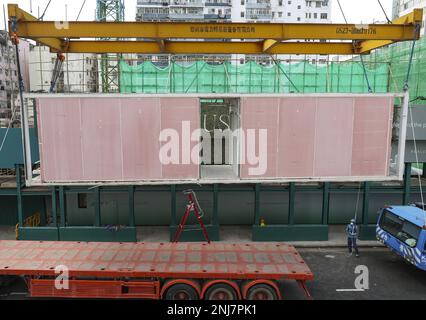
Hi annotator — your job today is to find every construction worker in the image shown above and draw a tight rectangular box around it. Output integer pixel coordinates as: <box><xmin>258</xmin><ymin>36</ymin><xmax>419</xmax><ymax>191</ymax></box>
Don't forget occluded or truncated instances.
<box><xmin>346</xmin><ymin>219</ymin><xmax>359</xmax><ymax>257</ymax></box>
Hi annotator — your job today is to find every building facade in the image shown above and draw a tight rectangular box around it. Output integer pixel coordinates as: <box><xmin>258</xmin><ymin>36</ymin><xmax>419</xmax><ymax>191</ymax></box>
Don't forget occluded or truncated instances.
<box><xmin>136</xmin><ymin>0</ymin><xmax>330</xmax><ymax>22</ymax></box>
<box><xmin>392</xmin><ymin>0</ymin><xmax>426</xmax><ymax>35</ymax></box>
<box><xmin>135</xmin><ymin>0</ymin><xmax>331</xmax><ymax>64</ymax></box>
<box><xmin>29</xmin><ymin>46</ymin><xmax>98</xmax><ymax>93</ymax></box>
<box><xmin>0</xmin><ymin>30</ymin><xmax>30</xmax><ymax>127</ymax></box>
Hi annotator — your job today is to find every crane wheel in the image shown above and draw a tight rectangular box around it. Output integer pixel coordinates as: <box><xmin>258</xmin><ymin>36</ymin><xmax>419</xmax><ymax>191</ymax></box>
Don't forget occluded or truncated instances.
<box><xmin>204</xmin><ymin>283</ymin><xmax>238</xmax><ymax>300</ymax></box>
<box><xmin>246</xmin><ymin>284</ymin><xmax>278</xmax><ymax>300</ymax></box>
<box><xmin>164</xmin><ymin>283</ymin><xmax>199</xmax><ymax>300</ymax></box>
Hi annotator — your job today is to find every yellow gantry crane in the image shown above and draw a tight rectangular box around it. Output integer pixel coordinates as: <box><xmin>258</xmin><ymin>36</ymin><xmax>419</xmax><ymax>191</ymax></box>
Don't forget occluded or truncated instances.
<box><xmin>7</xmin><ymin>4</ymin><xmax>423</xmax><ymax>56</ymax></box>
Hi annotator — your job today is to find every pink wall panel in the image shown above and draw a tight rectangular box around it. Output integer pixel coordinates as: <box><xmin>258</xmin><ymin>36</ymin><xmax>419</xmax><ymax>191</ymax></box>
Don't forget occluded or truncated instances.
<box><xmin>121</xmin><ymin>98</ymin><xmax>162</xmax><ymax>180</ymax></box>
<box><xmin>37</xmin><ymin>98</ymin><xmax>84</xmax><ymax>182</ymax></box>
<box><xmin>160</xmin><ymin>98</ymin><xmax>200</xmax><ymax>180</ymax></box>
<box><xmin>240</xmin><ymin>97</ymin><xmax>279</xmax><ymax>179</ymax></box>
<box><xmin>351</xmin><ymin>97</ymin><xmax>393</xmax><ymax>176</ymax></box>
<box><xmin>277</xmin><ymin>97</ymin><xmax>316</xmax><ymax>177</ymax></box>
<box><xmin>238</xmin><ymin>96</ymin><xmax>393</xmax><ymax>180</ymax></box>
<box><xmin>80</xmin><ymin>98</ymin><xmax>123</xmax><ymax>181</ymax></box>
<box><xmin>313</xmin><ymin>98</ymin><xmax>354</xmax><ymax>177</ymax></box>
<box><xmin>37</xmin><ymin>95</ymin><xmax>394</xmax><ymax>183</ymax></box>
<box><xmin>38</xmin><ymin>97</ymin><xmax>200</xmax><ymax>183</ymax></box>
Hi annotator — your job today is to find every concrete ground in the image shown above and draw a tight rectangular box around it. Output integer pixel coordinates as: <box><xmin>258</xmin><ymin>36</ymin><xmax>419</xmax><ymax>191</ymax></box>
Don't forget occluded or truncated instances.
<box><xmin>0</xmin><ymin>226</ymin><xmax>15</xmax><ymax>240</ymax></box>
<box><xmin>281</xmin><ymin>247</ymin><xmax>426</xmax><ymax>300</ymax></box>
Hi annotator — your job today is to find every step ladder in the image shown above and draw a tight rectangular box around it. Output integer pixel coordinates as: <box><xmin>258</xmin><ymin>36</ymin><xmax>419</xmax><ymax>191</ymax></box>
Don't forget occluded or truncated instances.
<box><xmin>172</xmin><ymin>189</ymin><xmax>211</xmax><ymax>243</ymax></box>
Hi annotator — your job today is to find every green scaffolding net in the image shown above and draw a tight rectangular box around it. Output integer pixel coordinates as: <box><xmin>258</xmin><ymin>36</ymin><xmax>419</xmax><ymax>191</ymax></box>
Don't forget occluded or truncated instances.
<box><xmin>363</xmin><ymin>36</ymin><xmax>426</xmax><ymax>104</ymax></box>
<box><xmin>119</xmin><ymin>36</ymin><xmax>426</xmax><ymax>97</ymax></box>
<box><xmin>120</xmin><ymin>59</ymin><xmax>389</xmax><ymax>94</ymax></box>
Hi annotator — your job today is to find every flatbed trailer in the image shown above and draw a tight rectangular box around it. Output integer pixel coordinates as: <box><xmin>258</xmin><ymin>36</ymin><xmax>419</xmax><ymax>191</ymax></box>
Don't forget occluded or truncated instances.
<box><xmin>0</xmin><ymin>240</ymin><xmax>313</xmax><ymax>300</ymax></box>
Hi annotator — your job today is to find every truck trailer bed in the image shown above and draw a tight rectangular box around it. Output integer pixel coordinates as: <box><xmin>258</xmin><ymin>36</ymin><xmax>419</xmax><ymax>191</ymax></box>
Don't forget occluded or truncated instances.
<box><xmin>0</xmin><ymin>240</ymin><xmax>313</xmax><ymax>299</ymax></box>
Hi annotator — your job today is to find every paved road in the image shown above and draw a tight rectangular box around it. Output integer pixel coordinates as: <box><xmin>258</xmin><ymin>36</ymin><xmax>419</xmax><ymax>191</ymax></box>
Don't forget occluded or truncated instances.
<box><xmin>281</xmin><ymin>247</ymin><xmax>426</xmax><ymax>300</ymax></box>
<box><xmin>1</xmin><ymin>247</ymin><xmax>425</xmax><ymax>300</ymax></box>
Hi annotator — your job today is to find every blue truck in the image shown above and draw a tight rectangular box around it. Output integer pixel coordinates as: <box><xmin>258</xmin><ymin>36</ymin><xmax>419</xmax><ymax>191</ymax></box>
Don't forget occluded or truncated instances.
<box><xmin>376</xmin><ymin>204</ymin><xmax>426</xmax><ymax>271</ymax></box>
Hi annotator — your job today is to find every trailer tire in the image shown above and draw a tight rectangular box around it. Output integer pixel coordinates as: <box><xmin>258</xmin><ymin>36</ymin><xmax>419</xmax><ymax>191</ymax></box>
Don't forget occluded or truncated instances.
<box><xmin>204</xmin><ymin>283</ymin><xmax>238</xmax><ymax>300</ymax></box>
<box><xmin>164</xmin><ymin>283</ymin><xmax>199</xmax><ymax>300</ymax></box>
<box><xmin>246</xmin><ymin>284</ymin><xmax>278</xmax><ymax>300</ymax></box>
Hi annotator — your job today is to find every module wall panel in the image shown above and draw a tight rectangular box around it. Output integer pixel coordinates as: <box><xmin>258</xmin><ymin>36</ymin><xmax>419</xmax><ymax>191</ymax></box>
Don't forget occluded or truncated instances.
<box><xmin>36</xmin><ymin>94</ymin><xmax>395</xmax><ymax>184</ymax></box>
<box><xmin>313</xmin><ymin>97</ymin><xmax>354</xmax><ymax>177</ymax></box>
<box><xmin>240</xmin><ymin>97</ymin><xmax>280</xmax><ymax>178</ymax></box>
<box><xmin>80</xmin><ymin>98</ymin><xmax>123</xmax><ymax>181</ymax></box>
<box><xmin>121</xmin><ymin>98</ymin><xmax>162</xmax><ymax>180</ymax></box>
<box><xmin>160</xmin><ymin>98</ymin><xmax>200</xmax><ymax>180</ymax></box>
<box><xmin>277</xmin><ymin>97</ymin><xmax>316</xmax><ymax>177</ymax></box>
<box><xmin>37</xmin><ymin>97</ymin><xmax>200</xmax><ymax>183</ymax></box>
<box><xmin>351</xmin><ymin>97</ymin><xmax>393</xmax><ymax>176</ymax></box>
<box><xmin>240</xmin><ymin>95</ymin><xmax>394</xmax><ymax>180</ymax></box>
<box><xmin>37</xmin><ymin>98</ymin><xmax>84</xmax><ymax>182</ymax></box>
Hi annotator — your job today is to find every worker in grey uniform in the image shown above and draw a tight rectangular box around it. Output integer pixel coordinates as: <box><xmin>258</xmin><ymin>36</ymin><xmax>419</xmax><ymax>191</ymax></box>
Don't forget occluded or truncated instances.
<box><xmin>346</xmin><ymin>219</ymin><xmax>359</xmax><ymax>257</ymax></box>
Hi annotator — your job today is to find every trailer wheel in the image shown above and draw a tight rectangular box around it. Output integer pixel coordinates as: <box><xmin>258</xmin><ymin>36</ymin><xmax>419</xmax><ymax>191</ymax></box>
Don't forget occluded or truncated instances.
<box><xmin>204</xmin><ymin>283</ymin><xmax>238</xmax><ymax>300</ymax></box>
<box><xmin>246</xmin><ymin>284</ymin><xmax>278</xmax><ymax>300</ymax></box>
<box><xmin>164</xmin><ymin>283</ymin><xmax>199</xmax><ymax>300</ymax></box>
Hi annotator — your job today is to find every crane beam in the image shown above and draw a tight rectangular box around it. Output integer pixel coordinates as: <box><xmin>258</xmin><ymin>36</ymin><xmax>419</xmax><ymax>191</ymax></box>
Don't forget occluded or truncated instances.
<box><xmin>7</xmin><ymin>4</ymin><xmax>423</xmax><ymax>55</ymax></box>
<box><xmin>61</xmin><ymin>40</ymin><xmax>358</xmax><ymax>55</ymax></box>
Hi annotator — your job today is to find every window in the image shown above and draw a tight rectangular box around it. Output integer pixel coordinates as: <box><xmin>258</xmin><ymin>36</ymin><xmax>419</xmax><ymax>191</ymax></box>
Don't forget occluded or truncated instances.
<box><xmin>278</xmin><ymin>11</ymin><xmax>282</xmax><ymax>17</ymax></box>
<box><xmin>297</xmin><ymin>5</ymin><xmax>301</xmax><ymax>9</ymax></box>
<box><xmin>320</xmin><ymin>13</ymin><xmax>327</xmax><ymax>19</ymax></box>
<box><xmin>78</xmin><ymin>193</ymin><xmax>88</xmax><ymax>209</ymax></box>
<box><xmin>241</xmin><ymin>0</ymin><xmax>244</xmax><ymax>4</ymax></box>
<box><xmin>278</xmin><ymin>0</ymin><xmax>282</xmax><ymax>5</ymax></box>
<box><xmin>297</xmin><ymin>17</ymin><xmax>301</xmax><ymax>21</ymax></box>
<box><xmin>241</xmin><ymin>11</ymin><xmax>244</xmax><ymax>17</ymax></box>
<box><xmin>313</xmin><ymin>12</ymin><xmax>317</xmax><ymax>19</ymax></box>
<box><xmin>379</xmin><ymin>210</ymin><xmax>421</xmax><ymax>248</ymax></box>
<box><xmin>287</xmin><ymin>12</ymin><xmax>291</xmax><ymax>16</ymax></box>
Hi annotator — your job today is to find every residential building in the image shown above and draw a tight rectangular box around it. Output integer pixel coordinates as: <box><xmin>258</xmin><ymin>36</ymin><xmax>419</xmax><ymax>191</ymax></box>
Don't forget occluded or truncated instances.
<box><xmin>392</xmin><ymin>0</ymin><xmax>426</xmax><ymax>35</ymax></box>
<box><xmin>0</xmin><ymin>30</ymin><xmax>30</xmax><ymax>127</ymax></box>
<box><xmin>135</xmin><ymin>0</ymin><xmax>331</xmax><ymax>64</ymax></box>
<box><xmin>29</xmin><ymin>46</ymin><xmax>98</xmax><ymax>93</ymax></box>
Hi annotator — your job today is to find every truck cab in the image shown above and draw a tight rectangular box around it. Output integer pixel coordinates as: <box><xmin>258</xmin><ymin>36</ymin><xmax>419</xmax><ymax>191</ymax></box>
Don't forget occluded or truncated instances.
<box><xmin>376</xmin><ymin>205</ymin><xmax>426</xmax><ymax>271</ymax></box>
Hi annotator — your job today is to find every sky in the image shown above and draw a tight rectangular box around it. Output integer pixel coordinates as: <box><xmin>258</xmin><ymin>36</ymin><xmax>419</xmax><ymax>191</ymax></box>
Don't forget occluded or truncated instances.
<box><xmin>0</xmin><ymin>0</ymin><xmax>393</xmax><ymax>30</ymax></box>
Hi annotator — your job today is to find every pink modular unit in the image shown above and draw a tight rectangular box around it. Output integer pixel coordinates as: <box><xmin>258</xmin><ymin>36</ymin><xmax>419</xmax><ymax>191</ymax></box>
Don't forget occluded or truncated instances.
<box><xmin>240</xmin><ymin>96</ymin><xmax>393</xmax><ymax>179</ymax></box>
<box><xmin>37</xmin><ymin>97</ymin><xmax>200</xmax><ymax>183</ymax></box>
